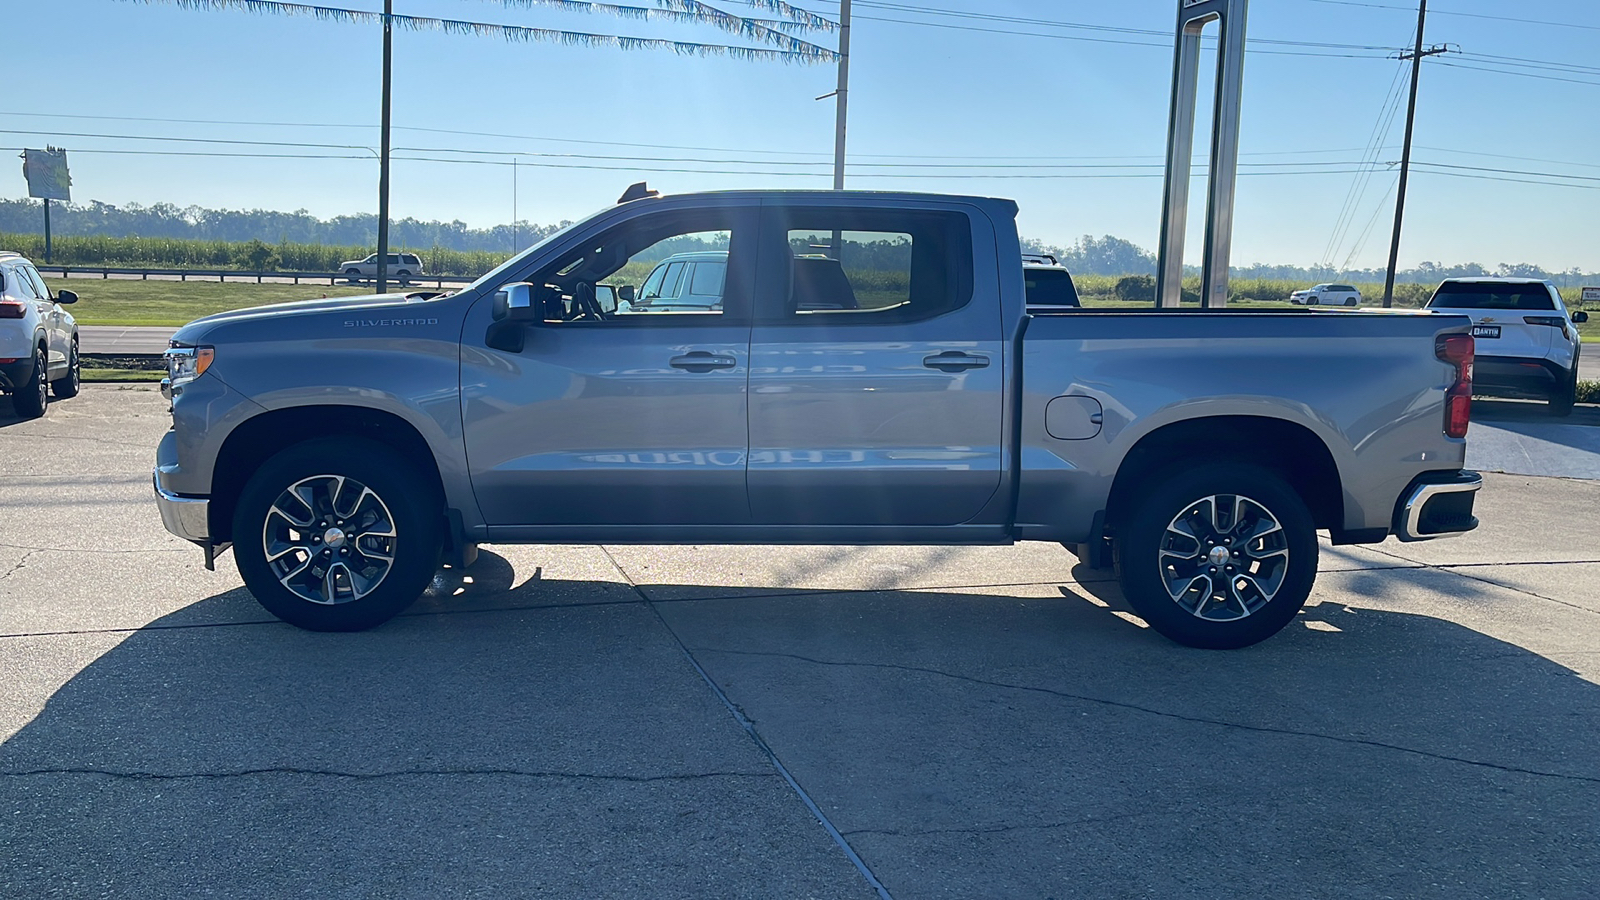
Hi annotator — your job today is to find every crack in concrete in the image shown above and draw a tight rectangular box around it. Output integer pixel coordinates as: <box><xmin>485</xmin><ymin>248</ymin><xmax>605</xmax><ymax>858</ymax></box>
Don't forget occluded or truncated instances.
<box><xmin>0</xmin><ymin>549</ymin><xmax>40</xmax><ymax>581</ymax></box>
<box><xmin>0</xmin><ymin>542</ymin><xmax>191</xmax><ymax>555</ymax></box>
<box><xmin>597</xmin><ymin>546</ymin><xmax>895</xmax><ymax>900</ymax></box>
<box><xmin>1361</xmin><ymin>547</ymin><xmax>1600</xmax><ymax>618</ymax></box>
<box><xmin>842</xmin><ymin>805</ymin><xmax>1211</xmax><ymax>839</ymax></box>
<box><xmin>694</xmin><ymin>647</ymin><xmax>1600</xmax><ymax>786</ymax></box>
<box><xmin>0</xmin><ymin>765</ymin><xmax>777</xmax><ymax>784</ymax></box>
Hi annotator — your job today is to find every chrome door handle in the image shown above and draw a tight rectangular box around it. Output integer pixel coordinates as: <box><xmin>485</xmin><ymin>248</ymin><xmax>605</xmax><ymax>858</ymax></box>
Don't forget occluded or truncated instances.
<box><xmin>669</xmin><ymin>352</ymin><xmax>738</xmax><ymax>373</ymax></box>
<box><xmin>923</xmin><ymin>351</ymin><xmax>990</xmax><ymax>372</ymax></box>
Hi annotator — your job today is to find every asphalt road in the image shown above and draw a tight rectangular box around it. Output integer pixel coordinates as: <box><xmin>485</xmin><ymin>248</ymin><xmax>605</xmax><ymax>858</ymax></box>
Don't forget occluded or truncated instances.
<box><xmin>80</xmin><ymin>325</ymin><xmax>178</xmax><ymax>354</ymax></box>
<box><xmin>1</xmin><ymin>387</ymin><xmax>1598</xmax><ymax>898</ymax></box>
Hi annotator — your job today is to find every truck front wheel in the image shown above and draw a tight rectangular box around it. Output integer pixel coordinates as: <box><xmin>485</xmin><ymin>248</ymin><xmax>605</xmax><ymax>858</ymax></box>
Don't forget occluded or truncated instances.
<box><xmin>233</xmin><ymin>437</ymin><xmax>442</xmax><ymax>631</ymax></box>
<box><xmin>1115</xmin><ymin>464</ymin><xmax>1317</xmax><ymax>649</ymax></box>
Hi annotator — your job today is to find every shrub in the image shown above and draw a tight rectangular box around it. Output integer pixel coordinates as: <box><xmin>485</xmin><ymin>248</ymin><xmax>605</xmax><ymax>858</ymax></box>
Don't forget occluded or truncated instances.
<box><xmin>234</xmin><ymin>239</ymin><xmax>280</xmax><ymax>272</ymax></box>
<box><xmin>1114</xmin><ymin>275</ymin><xmax>1156</xmax><ymax>304</ymax></box>
<box><xmin>1578</xmin><ymin>381</ymin><xmax>1600</xmax><ymax>405</ymax></box>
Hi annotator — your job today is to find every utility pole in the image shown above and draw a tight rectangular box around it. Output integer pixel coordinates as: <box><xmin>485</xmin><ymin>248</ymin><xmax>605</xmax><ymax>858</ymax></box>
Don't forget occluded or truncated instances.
<box><xmin>512</xmin><ymin>156</ymin><xmax>519</xmax><ymax>254</ymax></box>
<box><xmin>831</xmin><ymin>0</ymin><xmax>851</xmax><ymax>190</ymax></box>
<box><xmin>376</xmin><ymin>0</ymin><xmax>393</xmax><ymax>295</ymax></box>
<box><xmin>1382</xmin><ymin>0</ymin><xmax>1448</xmax><ymax>307</ymax></box>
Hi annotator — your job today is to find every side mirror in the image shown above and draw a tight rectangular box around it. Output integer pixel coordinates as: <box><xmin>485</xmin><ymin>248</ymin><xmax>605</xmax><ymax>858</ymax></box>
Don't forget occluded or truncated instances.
<box><xmin>594</xmin><ymin>285</ymin><xmax>618</xmax><ymax>314</ymax></box>
<box><xmin>491</xmin><ymin>282</ymin><xmax>539</xmax><ymax>322</ymax></box>
<box><xmin>1574</xmin><ymin>310</ymin><xmax>1590</xmax><ymax>324</ymax></box>
<box><xmin>618</xmin><ymin>285</ymin><xmax>636</xmax><ymax>303</ymax></box>
<box><xmin>55</xmin><ymin>289</ymin><xmax>78</xmax><ymax>304</ymax></box>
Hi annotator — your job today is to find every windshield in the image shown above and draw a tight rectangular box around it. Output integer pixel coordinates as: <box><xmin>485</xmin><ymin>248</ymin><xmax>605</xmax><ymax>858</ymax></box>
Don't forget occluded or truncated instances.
<box><xmin>465</xmin><ymin>209</ymin><xmax>604</xmax><ymax>294</ymax></box>
<box><xmin>1427</xmin><ymin>282</ymin><xmax>1555</xmax><ymax>311</ymax></box>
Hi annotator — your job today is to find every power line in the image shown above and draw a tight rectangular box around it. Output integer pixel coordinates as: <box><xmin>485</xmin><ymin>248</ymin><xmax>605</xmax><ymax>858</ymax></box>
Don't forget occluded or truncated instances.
<box><xmin>1322</xmin><ymin>54</ymin><xmax>1409</xmax><ymax>268</ymax></box>
<box><xmin>9</xmin><ymin>144</ymin><xmax>1595</xmax><ymax>191</ymax></box>
<box><xmin>1434</xmin><ymin>60</ymin><xmax>1600</xmax><ymax>88</ymax></box>
<box><xmin>741</xmin><ymin>0</ymin><xmax>1399</xmax><ymax>59</ymax></box>
<box><xmin>1298</xmin><ymin>0</ymin><xmax>1600</xmax><ymax>32</ymax></box>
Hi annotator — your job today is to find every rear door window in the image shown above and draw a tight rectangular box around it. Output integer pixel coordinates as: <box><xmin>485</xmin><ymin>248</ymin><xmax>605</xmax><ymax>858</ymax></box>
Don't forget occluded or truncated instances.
<box><xmin>757</xmin><ymin>208</ymin><xmax>972</xmax><ymax>322</ymax></box>
<box><xmin>1428</xmin><ymin>283</ymin><xmax>1556</xmax><ymax>310</ymax></box>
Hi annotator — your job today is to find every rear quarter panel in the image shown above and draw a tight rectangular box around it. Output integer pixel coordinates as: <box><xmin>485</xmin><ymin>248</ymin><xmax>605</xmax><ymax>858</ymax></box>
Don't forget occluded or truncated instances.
<box><xmin>1017</xmin><ymin>309</ymin><xmax>1472</xmax><ymax>540</ymax></box>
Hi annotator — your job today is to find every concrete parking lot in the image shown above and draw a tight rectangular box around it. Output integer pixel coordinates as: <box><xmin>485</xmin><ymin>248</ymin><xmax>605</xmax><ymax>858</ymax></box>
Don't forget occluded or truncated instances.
<box><xmin>2</xmin><ymin>386</ymin><xmax>1597</xmax><ymax>898</ymax></box>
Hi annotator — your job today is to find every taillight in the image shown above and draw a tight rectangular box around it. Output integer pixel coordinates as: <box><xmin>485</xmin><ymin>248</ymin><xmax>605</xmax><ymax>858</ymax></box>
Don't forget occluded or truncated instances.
<box><xmin>0</xmin><ymin>302</ymin><xmax>25</xmax><ymax>319</ymax></box>
<box><xmin>1436</xmin><ymin>333</ymin><xmax>1474</xmax><ymax>439</ymax></box>
<box><xmin>1523</xmin><ymin>316</ymin><xmax>1570</xmax><ymax>339</ymax></box>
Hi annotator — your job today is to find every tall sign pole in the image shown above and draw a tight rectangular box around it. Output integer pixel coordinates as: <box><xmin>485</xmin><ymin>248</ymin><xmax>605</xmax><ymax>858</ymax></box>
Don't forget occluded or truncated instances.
<box><xmin>1382</xmin><ymin>1</ymin><xmax>1446</xmax><ymax>308</ymax></box>
<box><xmin>1157</xmin><ymin>0</ymin><xmax>1250</xmax><ymax>309</ymax></box>
<box><xmin>376</xmin><ymin>0</ymin><xmax>393</xmax><ymax>295</ymax></box>
<box><xmin>21</xmin><ymin>147</ymin><xmax>71</xmax><ymax>264</ymax></box>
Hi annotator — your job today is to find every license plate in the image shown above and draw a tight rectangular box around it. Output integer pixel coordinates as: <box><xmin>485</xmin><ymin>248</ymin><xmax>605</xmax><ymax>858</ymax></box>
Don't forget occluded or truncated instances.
<box><xmin>1472</xmin><ymin>325</ymin><xmax>1501</xmax><ymax>339</ymax></box>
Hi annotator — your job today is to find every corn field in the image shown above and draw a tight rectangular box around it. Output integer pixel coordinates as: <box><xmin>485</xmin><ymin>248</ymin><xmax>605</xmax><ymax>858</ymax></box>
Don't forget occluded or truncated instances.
<box><xmin>0</xmin><ymin>232</ymin><xmax>509</xmax><ymax>278</ymax></box>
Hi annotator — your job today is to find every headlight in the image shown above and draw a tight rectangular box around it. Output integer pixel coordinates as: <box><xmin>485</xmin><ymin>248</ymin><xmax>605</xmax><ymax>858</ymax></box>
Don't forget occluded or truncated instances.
<box><xmin>164</xmin><ymin>345</ymin><xmax>215</xmax><ymax>388</ymax></box>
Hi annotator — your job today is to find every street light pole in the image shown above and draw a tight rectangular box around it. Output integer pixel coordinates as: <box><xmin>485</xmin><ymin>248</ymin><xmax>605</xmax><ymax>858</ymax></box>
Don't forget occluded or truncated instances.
<box><xmin>376</xmin><ymin>0</ymin><xmax>393</xmax><ymax>295</ymax></box>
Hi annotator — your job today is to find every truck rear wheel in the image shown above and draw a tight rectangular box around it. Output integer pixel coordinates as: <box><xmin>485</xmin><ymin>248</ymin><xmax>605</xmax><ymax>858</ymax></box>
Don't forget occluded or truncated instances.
<box><xmin>1115</xmin><ymin>464</ymin><xmax>1317</xmax><ymax>649</ymax></box>
<box><xmin>233</xmin><ymin>437</ymin><xmax>442</xmax><ymax>631</ymax></box>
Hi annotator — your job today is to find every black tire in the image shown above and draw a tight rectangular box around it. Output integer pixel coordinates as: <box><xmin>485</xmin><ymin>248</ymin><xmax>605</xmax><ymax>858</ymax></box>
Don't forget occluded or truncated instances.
<box><xmin>1115</xmin><ymin>464</ymin><xmax>1318</xmax><ymax>649</ymax></box>
<box><xmin>1549</xmin><ymin>368</ymin><xmax>1576</xmax><ymax>417</ymax></box>
<box><xmin>1347</xmin><ymin>298</ymin><xmax>1358</xmax><ymax>307</ymax></box>
<box><xmin>11</xmin><ymin>345</ymin><xmax>48</xmax><ymax>419</ymax></box>
<box><xmin>233</xmin><ymin>437</ymin><xmax>442</xmax><ymax>631</ymax></box>
<box><xmin>395</xmin><ymin>270</ymin><xmax>412</xmax><ymax>287</ymax></box>
<box><xmin>51</xmin><ymin>340</ymin><xmax>80</xmax><ymax>399</ymax></box>
<box><xmin>345</xmin><ymin>268</ymin><xmax>363</xmax><ymax>284</ymax></box>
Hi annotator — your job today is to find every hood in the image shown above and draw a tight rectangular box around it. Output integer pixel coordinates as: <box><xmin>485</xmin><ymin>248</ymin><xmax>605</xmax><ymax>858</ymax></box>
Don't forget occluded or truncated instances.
<box><xmin>170</xmin><ymin>292</ymin><xmax>421</xmax><ymax>344</ymax></box>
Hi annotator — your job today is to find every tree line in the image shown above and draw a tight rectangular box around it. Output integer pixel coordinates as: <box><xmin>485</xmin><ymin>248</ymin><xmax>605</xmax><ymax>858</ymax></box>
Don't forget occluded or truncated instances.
<box><xmin>2</xmin><ymin>196</ymin><xmax>1594</xmax><ymax>285</ymax></box>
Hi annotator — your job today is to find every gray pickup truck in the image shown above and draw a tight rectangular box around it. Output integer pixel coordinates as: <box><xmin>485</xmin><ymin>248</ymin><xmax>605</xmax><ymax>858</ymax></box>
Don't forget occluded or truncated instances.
<box><xmin>154</xmin><ymin>188</ymin><xmax>1481</xmax><ymax>649</ymax></box>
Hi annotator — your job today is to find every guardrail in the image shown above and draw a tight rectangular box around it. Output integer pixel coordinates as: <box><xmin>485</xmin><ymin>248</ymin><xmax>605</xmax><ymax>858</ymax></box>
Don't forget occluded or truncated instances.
<box><xmin>35</xmin><ymin>264</ymin><xmax>477</xmax><ymax>289</ymax></box>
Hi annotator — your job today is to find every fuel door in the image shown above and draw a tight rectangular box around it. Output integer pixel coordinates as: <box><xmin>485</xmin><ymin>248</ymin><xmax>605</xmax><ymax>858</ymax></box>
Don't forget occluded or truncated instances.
<box><xmin>1045</xmin><ymin>395</ymin><xmax>1104</xmax><ymax>441</ymax></box>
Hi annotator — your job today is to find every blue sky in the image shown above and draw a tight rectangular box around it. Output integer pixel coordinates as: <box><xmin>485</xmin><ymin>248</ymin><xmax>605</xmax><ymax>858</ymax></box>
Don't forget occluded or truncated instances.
<box><xmin>4</xmin><ymin>0</ymin><xmax>1597</xmax><ymax>271</ymax></box>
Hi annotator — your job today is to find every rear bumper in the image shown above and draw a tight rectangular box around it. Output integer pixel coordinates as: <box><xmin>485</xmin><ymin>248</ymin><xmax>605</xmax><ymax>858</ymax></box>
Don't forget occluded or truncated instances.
<box><xmin>0</xmin><ymin>357</ymin><xmax>33</xmax><ymax>393</ymax></box>
<box><xmin>1393</xmin><ymin>470</ymin><xmax>1482</xmax><ymax>542</ymax></box>
<box><xmin>1474</xmin><ymin>355</ymin><xmax>1568</xmax><ymax>400</ymax></box>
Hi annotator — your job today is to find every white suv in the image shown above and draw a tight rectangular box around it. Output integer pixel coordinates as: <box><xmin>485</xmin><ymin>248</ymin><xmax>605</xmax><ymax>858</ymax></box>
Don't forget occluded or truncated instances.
<box><xmin>1290</xmin><ymin>283</ymin><xmax>1361</xmax><ymax>307</ymax></box>
<box><xmin>1425</xmin><ymin>278</ymin><xmax>1588</xmax><ymax>416</ymax></box>
<box><xmin>338</xmin><ymin>252</ymin><xmax>425</xmax><ymax>285</ymax></box>
<box><xmin>0</xmin><ymin>253</ymin><xmax>80</xmax><ymax>418</ymax></box>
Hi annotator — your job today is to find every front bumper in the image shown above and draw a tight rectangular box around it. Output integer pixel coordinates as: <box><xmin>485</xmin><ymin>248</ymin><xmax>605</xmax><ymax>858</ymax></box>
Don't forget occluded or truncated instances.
<box><xmin>154</xmin><ymin>469</ymin><xmax>210</xmax><ymax>543</ymax></box>
<box><xmin>1393</xmin><ymin>470</ymin><xmax>1482</xmax><ymax>542</ymax></box>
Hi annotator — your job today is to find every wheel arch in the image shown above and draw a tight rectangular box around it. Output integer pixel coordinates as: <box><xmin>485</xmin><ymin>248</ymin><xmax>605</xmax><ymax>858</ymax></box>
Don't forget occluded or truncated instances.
<box><xmin>208</xmin><ymin>404</ymin><xmax>446</xmax><ymax>543</ymax></box>
<box><xmin>1104</xmin><ymin>415</ymin><xmax>1344</xmax><ymax>535</ymax></box>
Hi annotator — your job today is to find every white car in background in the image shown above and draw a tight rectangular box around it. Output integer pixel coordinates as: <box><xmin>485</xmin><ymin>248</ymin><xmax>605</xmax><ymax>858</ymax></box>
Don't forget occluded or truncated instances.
<box><xmin>1425</xmin><ymin>277</ymin><xmax>1588</xmax><ymax>416</ymax></box>
<box><xmin>1290</xmin><ymin>283</ymin><xmax>1361</xmax><ymax>307</ymax></box>
<box><xmin>0</xmin><ymin>252</ymin><xmax>80</xmax><ymax>418</ymax></box>
<box><xmin>339</xmin><ymin>252</ymin><xmax>425</xmax><ymax>286</ymax></box>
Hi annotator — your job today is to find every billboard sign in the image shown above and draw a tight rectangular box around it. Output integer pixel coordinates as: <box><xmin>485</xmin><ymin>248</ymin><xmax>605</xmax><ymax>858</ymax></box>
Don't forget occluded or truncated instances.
<box><xmin>22</xmin><ymin>147</ymin><xmax>71</xmax><ymax>202</ymax></box>
<box><xmin>1582</xmin><ymin>286</ymin><xmax>1600</xmax><ymax>304</ymax></box>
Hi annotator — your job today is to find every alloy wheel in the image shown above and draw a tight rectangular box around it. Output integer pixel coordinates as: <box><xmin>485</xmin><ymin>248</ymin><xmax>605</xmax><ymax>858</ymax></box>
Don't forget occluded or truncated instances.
<box><xmin>1157</xmin><ymin>494</ymin><xmax>1290</xmax><ymax>622</ymax></box>
<box><xmin>262</xmin><ymin>474</ymin><xmax>398</xmax><ymax>605</ymax></box>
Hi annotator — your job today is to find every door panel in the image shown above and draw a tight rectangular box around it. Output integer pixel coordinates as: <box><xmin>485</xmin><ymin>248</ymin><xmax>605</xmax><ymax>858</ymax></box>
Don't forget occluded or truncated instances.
<box><xmin>746</xmin><ymin>206</ymin><xmax>1004</xmax><ymax>526</ymax></box>
<box><xmin>748</xmin><ymin>324</ymin><xmax>1005</xmax><ymax>525</ymax></box>
<box><xmin>461</xmin><ymin>320</ymin><xmax>751</xmax><ymax>525</ymax></box>
<box><xmin>460</xmin><ymin>205</ymin><xmax>758</xmax><ymax>527</ymax></box>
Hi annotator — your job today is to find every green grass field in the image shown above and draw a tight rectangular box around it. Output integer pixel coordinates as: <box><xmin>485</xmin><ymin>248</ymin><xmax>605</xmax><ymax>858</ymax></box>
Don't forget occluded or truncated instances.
<box><xmin>44</xmin><ymin>278</ymin><xmax>372</xmax><ymax>327</ymax></box>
